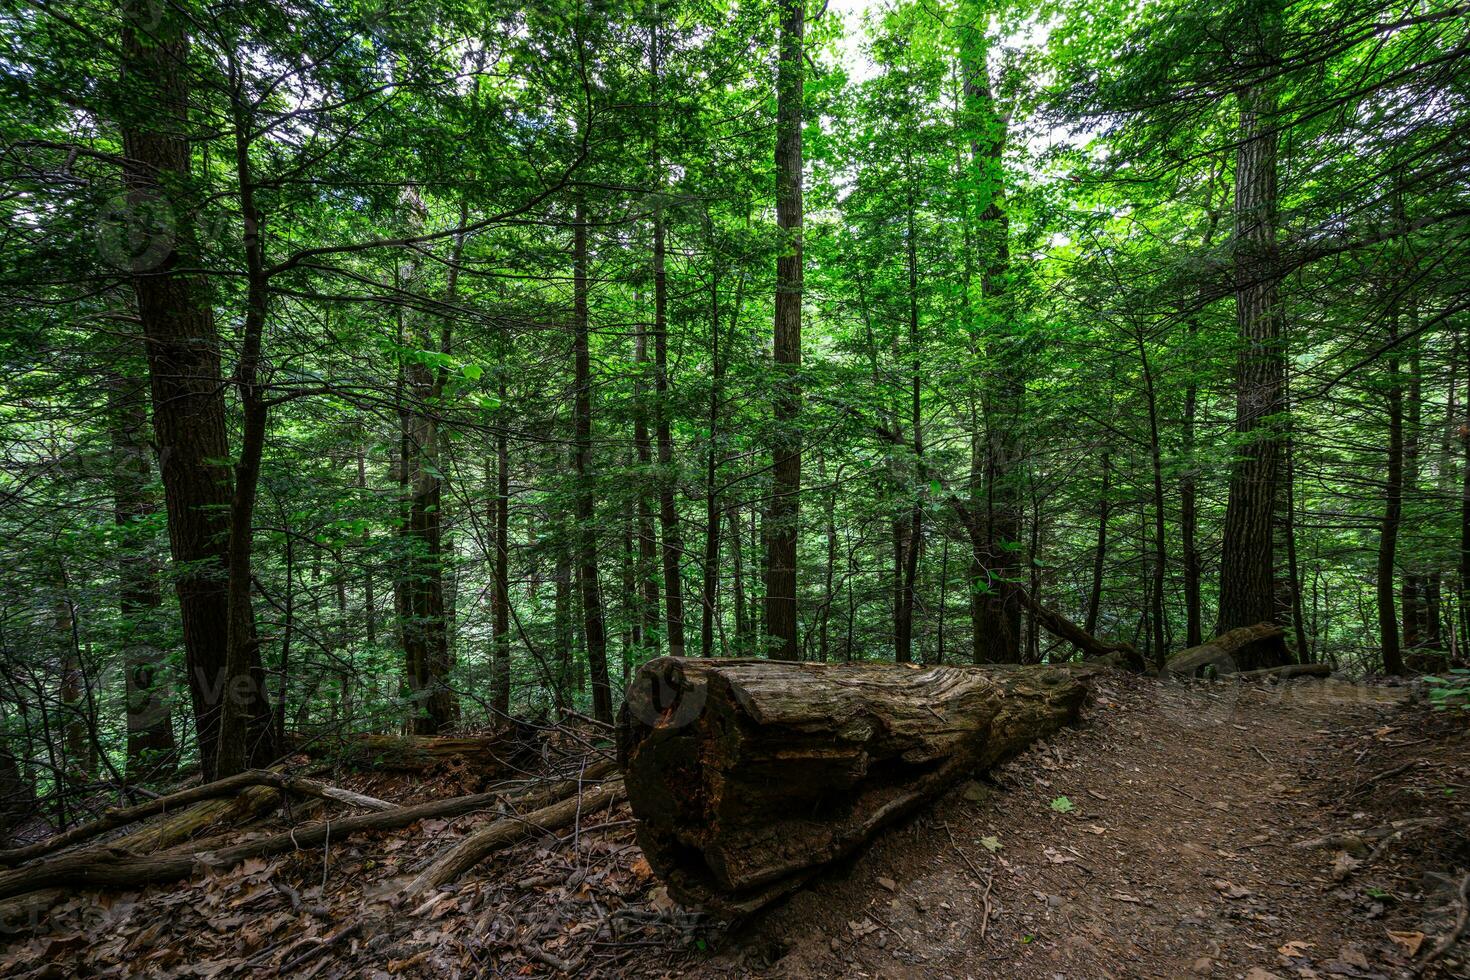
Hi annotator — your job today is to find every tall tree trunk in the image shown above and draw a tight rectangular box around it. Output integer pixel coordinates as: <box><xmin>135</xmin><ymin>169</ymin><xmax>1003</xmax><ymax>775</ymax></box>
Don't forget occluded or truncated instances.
<box><xmin>649</xmin><ymin>24</ymin><xmax>686</xmax><ymax>658</ymax></box>
<box><xmin>621</xmin><ymin>523</ymin><xmax>639</xmax><ymax>683</ymax></box>
<box><xmin>1218</xmin><ymin>36</ymin><xmax>1285</xmax><ymax>635</ymax></box>
<box><xmin>216</xmin><ymin>53</ymin><xmax>278</xmax><ymax>777</ymax></box>
<box><xmin>701</xmin><ymin>273</ymin><xmax>724</xmax><ymax>658</ymax></box>
<box><xmin>820</xmin><ymin>454</ymin><xmax>838</xmax><ymax>663</ymax></box>
<box><xmin>632</xmin><ymin>310</ymin><xmax>662</xmax><ymax>654</ymax></box>
<box><xmin>961</xmin><ymin>25</ymin><xmax>1021</xmax><ymax>663</ymax></box>
<box><xmin>108</xmin><ymin>361</ymin><xmax>175</xmax><ymax>782</ymax></box>
<box><xmin>1460</xmin><ymin>325</ymin><xmax>1470</xmax><ymax>654</ymax></box>
<box><xmin>118</xmin><ymin>6</ymin><xmax>273</xmax><ymax>779</ymax></box>
<box><xmin>1085</xmin><ymin>452</ymin><xmax>1111</xmax><ymax>636</ymax></box>
<box><xmin>57</xmin><ymin>591</ymin><xmax>90</xmax><ymax>778</ymax></box>
<box><xmin>730</xmin><ymin>504</ymin><xmax>747</xmax><ymax>651</ymax></box>
<box><xmin>1136</xmin><ymin>331</ymin><xmax>1168</xmax><ymax>667</ymax></box>
<box><xmin>767</xmin><ymin>0</ymin><xmax>804</xmax><ymax>661</ymax></box>
<box><xmin>1401</xmin><ymin>343</ymin><xmax>1436</xmax><ymax>652</ymax></box>
<box><xmin>1279</xmin><ymin>424</ymin><xmax>1312</xmax><ymax>660</ymax></box>
<box><xmin>553</xmin><ymin>521</ymin><xmax>573</xmax><ymax>712</ymax></box>
<box><xmin>0</xmin><ymin>742</ymin><xmax>33</xmax><ymax>841</ymax></box>
<box><xmin>573</xmin><ymin>195</ymin><xmax>614</xmax><ymax>721</ymax></box>
<box><xmin>492</xmin><ymin>397</ymin><xmax>511</xmax><ymax>717</ymax></box>
<box><xmin>1181</xmin><ymin>329</ymin><xmax>1203</xmax><ymax>648</ymax></box>
<box><xmin>358</xmin><ymin>445</ymin><xmax>377</xmax><ymax>648</ymax></box>
<box><xmin>395</xmin><ymin>193</ymin><xmax>461</xmax><ymax>736</ymax></box>
<box><xmin>896</xmin><ymin>174</ymin><xmax>924</xmax><ymax>666</ymax></box>
<box><xmin>1180</xmin><ymin>198</ymin><xmax>1221</xmax><ymax>649</ymax></box>
<box><xmin>1378</xmin><ymin>301</ymin><xmax>1407</xmax><ymax>675</ymax></box>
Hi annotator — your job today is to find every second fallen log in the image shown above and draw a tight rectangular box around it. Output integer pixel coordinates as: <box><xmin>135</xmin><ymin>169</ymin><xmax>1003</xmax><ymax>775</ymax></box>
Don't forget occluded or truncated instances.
<box><xmin>618</xmin><ymin>658</ymin><xmax>1092</xmax><ymax>914</ymax></box>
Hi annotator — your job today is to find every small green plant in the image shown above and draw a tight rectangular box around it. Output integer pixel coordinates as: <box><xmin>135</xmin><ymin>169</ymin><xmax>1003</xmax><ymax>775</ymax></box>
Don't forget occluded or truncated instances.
<box><xmin>1425</xmin><ymin>669</ymin><xmax>1470</xmax><ymax>711</ymax></box>
<box><xmin>1050</xmin><ymin>795</ymin><xmax>1075</xmax><ymax>814</ymax></box>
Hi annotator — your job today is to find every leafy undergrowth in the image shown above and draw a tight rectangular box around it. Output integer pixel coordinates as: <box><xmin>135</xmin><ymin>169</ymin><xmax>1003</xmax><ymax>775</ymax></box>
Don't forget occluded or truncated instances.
<box><xmin>1</xmin><ymin>672</ymin><xmax>1466</xmax><ymax>979</ymax></box>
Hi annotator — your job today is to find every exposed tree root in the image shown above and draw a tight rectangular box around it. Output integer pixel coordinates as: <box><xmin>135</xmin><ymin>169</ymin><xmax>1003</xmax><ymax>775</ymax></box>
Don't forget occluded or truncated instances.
<box><xmin>0</xmin><ymin>764</ymin><xmax>604</xmax><ymax>901</ymax></box>
<box><xmin>402</xmin><ymin>774</ymin><xmax>624</xmax><ymax>899</ymax></box>
<box><xmin>0</xmin><ymin>770</ymin><xmax>392</xmax><ymax>867</ymax></box>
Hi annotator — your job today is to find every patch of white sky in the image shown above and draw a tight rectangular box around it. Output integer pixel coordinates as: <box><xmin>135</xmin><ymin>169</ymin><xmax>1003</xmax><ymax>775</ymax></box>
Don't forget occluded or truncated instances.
<box><xmin>820</xmin><ymin>0</ymin><xmax>1101</xmax><ymax>245</ymax></box>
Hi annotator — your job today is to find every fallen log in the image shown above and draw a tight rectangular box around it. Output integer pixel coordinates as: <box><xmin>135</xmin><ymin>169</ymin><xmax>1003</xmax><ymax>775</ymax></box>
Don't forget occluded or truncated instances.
<box><xmin>618</xmin><ymin>657</ymin><xmax>1093</xmax><ymax>914</ymax></box>
<box><xmin>402</xmin><ymin>774</ymin><xmax>623</xmax><ymax>898</ymax></box>
<box><xmin>296</xmin><ymin>733</ymin><xmax>518</xmax><ymax>771</ymax></box>
<box><xmin>101</xmin><ymin>785</ymin><xmax>282</xmax><ymax>856</ymax></box>
<box><xmin>1234</xmin><ymin>662</ymin><xmax>1331</xmax><ymax>682</ymax></box>
<box><xmin>0</xmin><ymin>770</ymin><xmax>393</xmax><ymax>867</ymax></box>
<box><xmin>0</xmin><ymin>764</ymin><xmax>592</xmax><ymax>901</ymax></box>
<box><xmin>1167</xmin><ymin>622</ymin><xmax>1290</xmax><ymax>676</ymax></box>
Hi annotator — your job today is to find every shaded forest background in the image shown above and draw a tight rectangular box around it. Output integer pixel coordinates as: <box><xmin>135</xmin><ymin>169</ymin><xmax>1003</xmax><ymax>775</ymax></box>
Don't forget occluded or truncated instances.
<box><xmin>1</xmin><ymin>0</ymin><xmax>1467</xmax><ymax>815</ymax></box>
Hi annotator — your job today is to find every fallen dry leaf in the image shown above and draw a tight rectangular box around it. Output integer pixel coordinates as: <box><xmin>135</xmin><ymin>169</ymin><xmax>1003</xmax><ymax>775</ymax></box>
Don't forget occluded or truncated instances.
<box><xmin>1277</xmin><ymin>939</ymin><xmax>1315</xmax><ymax>956</ymax></box>
<box><xmin>1330</xmin><ymin>850</ymin><xmax>1361</xmax><ymax>881</ymax></box>
<box><xmin>1386</xmin><ymin>930</ymin><xmax>1425</xmax><ymax>956</ymax></box>
<box><xmin>1212</xmin><ymin>879</ymin><xmax>1253</xmax><ymax>899</ymax></box>
<box><xmin>647</xmin><ymin>886</ymin><xmax>677</xmax><ymax>913</ymax></box>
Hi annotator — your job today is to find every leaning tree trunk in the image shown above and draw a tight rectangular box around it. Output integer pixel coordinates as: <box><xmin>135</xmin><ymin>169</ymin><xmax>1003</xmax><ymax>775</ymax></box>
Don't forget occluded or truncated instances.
<box><xmin>619</xmin><ymin>657</ymin><xmax>1092</xmax><ymax>914</ymax></box>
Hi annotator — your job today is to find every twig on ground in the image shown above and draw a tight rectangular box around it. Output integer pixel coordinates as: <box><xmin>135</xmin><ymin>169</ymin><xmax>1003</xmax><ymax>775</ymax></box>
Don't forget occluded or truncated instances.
<box><xmin>943</xmin><ymin>820</ymin><xmax>995</xmax><ymax>940</ymax></box>
<box><xmin>524</xmin><ymin>941</ymin><xmax>581</xmax><ymax>974</ymax></box>
<box><xmin>1423</xmin><ymin>872</ymin><xmax>1470</xmax><ymax>966</ymax></box>
<box><xmin>1166</xmin><ymin>782</ymin><xmax>1205</xmax><ymax>804</ymax></box>
<box><xmin>275</xmin><ymin>919</ymin><xmax>361</xmax><ymax>976</ymax></box>
<box><xmin>1348</xmin><ymin>760</ymin><xmax>1422</xmax><ymax>798</ymax></box>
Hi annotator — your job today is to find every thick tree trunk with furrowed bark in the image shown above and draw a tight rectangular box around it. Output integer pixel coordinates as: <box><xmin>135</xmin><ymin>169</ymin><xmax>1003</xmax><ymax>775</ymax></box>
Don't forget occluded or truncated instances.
<box><xmin>618</xmin><ymin>657</ymin><xmax>1093</xmax><ymax>914</ymax></box>
<box><xmin>766</xmin><ymin>0</ymin><xmax>803</xmax><ymax>661</ymax></box>
<box><xmin>118</xmin><ymin>5</ymin><xmax>275</xmax><ymax>779</ymax></box>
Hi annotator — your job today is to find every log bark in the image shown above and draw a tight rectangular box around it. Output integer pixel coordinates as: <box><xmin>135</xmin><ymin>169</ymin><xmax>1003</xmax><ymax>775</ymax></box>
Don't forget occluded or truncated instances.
<box><xmin>618</xmin><ymin>657</ymin><xmax>1092</xmax><ymax>914</ymax></box>
<box><xmin>1233</xmin><ymin>662</ymin><xmax>1331</xmax><ymax>682</ymax></box>
<box><xmin>1166</xmin><ymin>622</ymin><xmax>1290</xmax><ymax>676</ymax></box>
<box><xmin>294</xmin><ymin>733</ymin><xmax>519</xmax><ymax>771</ymax></box>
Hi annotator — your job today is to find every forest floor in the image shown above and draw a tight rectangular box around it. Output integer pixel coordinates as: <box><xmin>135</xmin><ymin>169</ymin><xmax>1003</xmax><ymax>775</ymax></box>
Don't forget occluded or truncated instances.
<box><xmin>1</xmin><ymin>670</ymin><xmax>1466</xmax><ymax>979</ymax></box>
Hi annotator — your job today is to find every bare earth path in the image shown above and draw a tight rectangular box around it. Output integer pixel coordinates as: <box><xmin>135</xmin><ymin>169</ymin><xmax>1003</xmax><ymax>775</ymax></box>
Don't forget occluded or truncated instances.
<box><xmin>656</xmin><ymin>673</ymin><xmax>1467</xmax><ymax>979</ymax></box>
<box><xmin>2</xmin><ymin>671</ymin><xmax>1465</xmax><ymax>978</ymax></box>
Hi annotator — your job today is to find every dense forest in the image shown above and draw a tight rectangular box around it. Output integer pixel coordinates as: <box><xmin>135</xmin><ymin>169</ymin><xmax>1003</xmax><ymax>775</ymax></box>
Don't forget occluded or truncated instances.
<box><xmin>2</xmin><ymin>0</ymin><xmax>1468</xmax><ymax>810</ymax></box>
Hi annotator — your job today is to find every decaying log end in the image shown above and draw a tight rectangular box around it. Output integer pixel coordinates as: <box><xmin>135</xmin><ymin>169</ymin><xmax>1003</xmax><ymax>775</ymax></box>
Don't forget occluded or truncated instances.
<box><xmin>618</xmin><ymin>658</ymin><xmax>1095</xmax><ymax>915</ymax></box>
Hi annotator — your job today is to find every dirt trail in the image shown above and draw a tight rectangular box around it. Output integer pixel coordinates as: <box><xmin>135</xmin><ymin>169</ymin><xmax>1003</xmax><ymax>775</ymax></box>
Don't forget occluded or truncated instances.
<box><xmin>2</xmin><ymin>671</ymin><xmax>1464</xmax><ymax>979</ymax></box>
<box><xmin>659</xmin><ymin>673</ymin><xmax>1467</xmax><ymax>979</ymax></box>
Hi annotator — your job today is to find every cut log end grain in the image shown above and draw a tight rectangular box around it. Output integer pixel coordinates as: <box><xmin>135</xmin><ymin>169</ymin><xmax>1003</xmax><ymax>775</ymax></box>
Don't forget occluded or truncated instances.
<box><xmin>618</xmin><ymin>657</ymin><xmax>1094</xmax><ymax>915</ymax></box>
